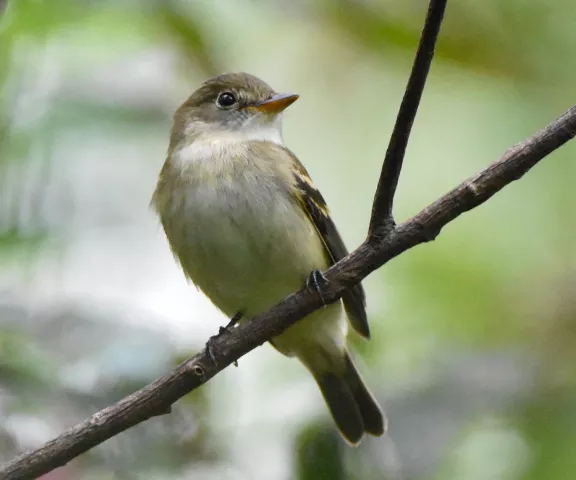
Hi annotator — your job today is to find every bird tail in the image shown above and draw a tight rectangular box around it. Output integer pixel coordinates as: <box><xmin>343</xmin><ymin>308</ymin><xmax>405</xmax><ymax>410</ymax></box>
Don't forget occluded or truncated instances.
<box><xmin>313</xmin><ymin>352</ymin><xmax>386</xmax><ymax>444</ymax></box>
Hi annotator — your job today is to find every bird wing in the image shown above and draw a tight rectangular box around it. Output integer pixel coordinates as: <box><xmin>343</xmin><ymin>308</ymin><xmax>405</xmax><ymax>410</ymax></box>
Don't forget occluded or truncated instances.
<box><xmin>285</xmin><ymin>148</ymin><xmax>370</xmax><ymax>339</ymax></box>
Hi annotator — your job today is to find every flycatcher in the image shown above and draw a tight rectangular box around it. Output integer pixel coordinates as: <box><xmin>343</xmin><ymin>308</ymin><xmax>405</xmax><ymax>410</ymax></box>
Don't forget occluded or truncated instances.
<box><xmin>152</xmin><ymin>72</ymin><xmax>385</xmax><ymax>444</ymax></box>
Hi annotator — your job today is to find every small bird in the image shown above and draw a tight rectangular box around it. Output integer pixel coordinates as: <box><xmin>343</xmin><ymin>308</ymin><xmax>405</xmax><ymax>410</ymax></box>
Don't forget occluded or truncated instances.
<box><xmin>152</xmin><ymin>72</ymin><xmax>385</xmax><ymax>444</ymax></box>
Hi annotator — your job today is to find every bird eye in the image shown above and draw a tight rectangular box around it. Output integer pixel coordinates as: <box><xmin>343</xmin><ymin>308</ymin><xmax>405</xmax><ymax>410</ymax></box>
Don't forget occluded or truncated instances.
<box><xmin>217</xmin><ymin>92</ymin><xmax>237</xmax><ymax>108</ymax></box>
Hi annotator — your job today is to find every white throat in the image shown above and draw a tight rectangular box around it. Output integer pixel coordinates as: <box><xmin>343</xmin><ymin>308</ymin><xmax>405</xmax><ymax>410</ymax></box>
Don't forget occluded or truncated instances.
<box><xmin>176</xmin><ymin>115</ymin><xmax>284</xmax><ymax>167</ymax></box>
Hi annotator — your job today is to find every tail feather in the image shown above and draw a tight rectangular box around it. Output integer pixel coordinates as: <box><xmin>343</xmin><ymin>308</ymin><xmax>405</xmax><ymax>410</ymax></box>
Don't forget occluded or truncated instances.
<box><xmin>316</xmin><ymin>372</ymin><xmax>364</xmax><ymax>444</ymax></box>
<box><xmin>343</xmin><ymin>353</ymin><xmax>386</xmax><ymax>436</ymax></box>
<box><xmin>314</xmin><ymin>353</ymin><xmax>386</xmax><ymax>443</ymax></box>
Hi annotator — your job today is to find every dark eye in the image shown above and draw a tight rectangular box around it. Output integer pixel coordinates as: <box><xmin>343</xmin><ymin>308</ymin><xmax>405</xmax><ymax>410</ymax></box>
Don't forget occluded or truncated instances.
<box><xmin>217</xmin><ymin>92</ymin><xmax>236</xmax><ymax>108</ymax></box>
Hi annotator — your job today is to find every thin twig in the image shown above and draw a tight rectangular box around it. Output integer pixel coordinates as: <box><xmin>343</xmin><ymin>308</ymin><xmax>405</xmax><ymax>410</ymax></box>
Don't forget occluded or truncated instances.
<box><xmin>369</xmin><ymin>0</ymin><xmax>447</xmax><ymax>236</ymax></box>
<box><xmin>2</xmin><ymin>0</ymin><xmax>576</xmax><ymax>476</ymax></box>
<box><xmin>2</xmin><ymin>103</ymin><xmax>575</xmax><ymax>480</ymax></box>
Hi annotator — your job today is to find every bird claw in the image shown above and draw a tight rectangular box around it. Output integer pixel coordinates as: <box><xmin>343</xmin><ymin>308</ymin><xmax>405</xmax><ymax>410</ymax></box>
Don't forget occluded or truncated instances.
<box><xmin>206</xmin><ymin>311</ymin><xmax>243</xmax><ymax>367</ymax></box>
<box><xmin>305</xmin><ymin>269</ymin><xmax>328</xmax><ymax>305</ymax></box>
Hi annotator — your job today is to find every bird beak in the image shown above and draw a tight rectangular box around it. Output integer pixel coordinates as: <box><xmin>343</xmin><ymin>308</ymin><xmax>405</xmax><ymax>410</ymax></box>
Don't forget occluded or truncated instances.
<box><xmin>256</xmin><ymin>93</ymin><xmax>299</xmax><ymax>113</ymax></box>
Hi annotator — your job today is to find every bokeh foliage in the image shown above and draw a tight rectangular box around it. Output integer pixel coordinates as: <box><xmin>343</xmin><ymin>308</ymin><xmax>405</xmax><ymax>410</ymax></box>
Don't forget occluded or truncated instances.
<box><xmin>1</xmin><ymin>0</ymin><xmax>575</xmax><ymax>479</ymax></box>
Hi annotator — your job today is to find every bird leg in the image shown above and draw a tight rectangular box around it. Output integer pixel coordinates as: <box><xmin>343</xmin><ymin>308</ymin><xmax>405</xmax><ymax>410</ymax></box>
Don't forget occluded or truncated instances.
<box><xmin>206</xmin><ymin>311</ymin><xmax>244</xmax><ymax>367</ymax></box>
<box><xmin>305</xmin><ymin>269</ymin><xmax>328</xmax><ymax>305</ymax></box>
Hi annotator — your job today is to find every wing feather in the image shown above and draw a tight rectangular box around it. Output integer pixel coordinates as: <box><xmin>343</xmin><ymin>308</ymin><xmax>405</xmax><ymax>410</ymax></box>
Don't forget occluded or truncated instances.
<box><xmin>285</xmin><ymin>148</ymin><xmax>370</xmax><ymax>339</ymax></box>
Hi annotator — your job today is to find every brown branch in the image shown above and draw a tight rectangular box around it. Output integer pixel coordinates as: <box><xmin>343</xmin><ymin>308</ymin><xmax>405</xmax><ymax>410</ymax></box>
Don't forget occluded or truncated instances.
<box><xmin>2</xmin><ymin>3</ymin><xmax>576</xmax><ymax>480</ymax></box>
<box><xmin>369</xmin><ymin>0</ymin><xmax>447</xmax><ymax>236</ymax></box>
<box><xmin>3</xmin><ymin>110</ymin><xmax>575</xmax><ymax>480</ymax></box>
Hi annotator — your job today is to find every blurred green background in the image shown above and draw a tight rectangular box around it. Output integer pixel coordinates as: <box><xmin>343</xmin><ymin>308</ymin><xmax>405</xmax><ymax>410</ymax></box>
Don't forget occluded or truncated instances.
<box><xmin>1</xmin><ymin>0</ymin><xmax>575</xmax><ymax>479</ymax></box>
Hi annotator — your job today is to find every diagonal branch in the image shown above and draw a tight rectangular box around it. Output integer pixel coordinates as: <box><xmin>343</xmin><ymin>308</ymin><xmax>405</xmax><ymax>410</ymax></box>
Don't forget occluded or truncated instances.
<box><xmin>369</xmin><ymin>0</ymin><xmax>447</xmax><ymax>236</ymax></box>
<box><xmin>2</xmin><ymin>1</ymin><xmax>576</xmax><ymax>478</ymax></box>
<box><xmin>2</xmin><ymin>104</ymin><xmax>575</xmax><ymax>480</ymax></box>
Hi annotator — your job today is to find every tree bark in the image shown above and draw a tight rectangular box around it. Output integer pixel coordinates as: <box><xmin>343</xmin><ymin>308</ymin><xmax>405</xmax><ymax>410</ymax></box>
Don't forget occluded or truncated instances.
<box><xmin>2</xmin><ymin>1</ymin><xmax>576</xmax><ymax>479</ymax></box>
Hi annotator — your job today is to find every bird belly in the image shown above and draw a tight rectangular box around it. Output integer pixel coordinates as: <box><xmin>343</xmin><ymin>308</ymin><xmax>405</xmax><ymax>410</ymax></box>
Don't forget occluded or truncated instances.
<box><xmin>163</xmin><ymin>177</ymin><xmax>325</xmax><ymax>319</ymax></box>
<box><xmin>157</xmin><ymin>167</ymin><xmax>348</xmax><ymax>363</ymax></box>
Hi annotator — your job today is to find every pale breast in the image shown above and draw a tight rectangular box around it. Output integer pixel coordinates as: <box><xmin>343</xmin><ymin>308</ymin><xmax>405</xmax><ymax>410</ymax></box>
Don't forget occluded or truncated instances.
<box><xmin>155</xmin><ymin>144</ymin><xmax>328</xmax><ymax>318</ymax></box>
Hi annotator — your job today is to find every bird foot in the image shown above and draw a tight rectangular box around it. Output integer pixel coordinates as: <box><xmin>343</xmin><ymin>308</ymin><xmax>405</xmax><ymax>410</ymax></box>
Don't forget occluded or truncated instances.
<box><xmin>305</xmin><ymin>269</ymin><xmax>329</xmax><ymax>305</ymax></box>
<box><xmin>206</xmin><ymin>311</ymin><xmax>243</xmax><ymax>367</ymax></box>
